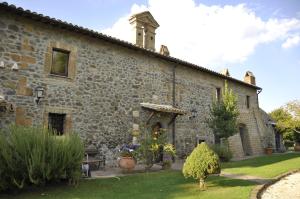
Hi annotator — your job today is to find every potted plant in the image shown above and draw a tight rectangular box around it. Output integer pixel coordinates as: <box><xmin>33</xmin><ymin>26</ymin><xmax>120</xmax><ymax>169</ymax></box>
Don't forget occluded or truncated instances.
<box><xmin>162</xmin><ymin>144</ymin><xmax>176</xmax><ymax>169</ymax></box>
<box><xmin>118</xmin><ymin>144</ymin><xmax>138</xmax><ymax>172</ymax></box>
<box><xmin>264</xmin><ymin>142</ymin><xmax>273</xmax><ymax>155</ymax></box>
<box><xmin>263</xmin><ymin>133</ymin><xmax>274</xmax><ymax>155</ymax></box>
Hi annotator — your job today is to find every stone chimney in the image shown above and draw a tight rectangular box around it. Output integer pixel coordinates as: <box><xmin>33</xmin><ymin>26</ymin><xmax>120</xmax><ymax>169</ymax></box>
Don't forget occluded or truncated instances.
<box><xmin>220</xmin><ymin>68</ymin><xmax>230</xmax><ymax>77</ymax></box>
<box><xmin>129</xmin><ymin>11</ymin><xmax>159</xmax><ymax>51</ymax></box>
<box><xmin>159</xmin><ymin>45</ymin><xmax>170</xmax><ymax>56</ymax></box>
<box><xmin>244</xmin><ymin>71</ymin><xmax>256</xmax><ymax>85</ymax></box>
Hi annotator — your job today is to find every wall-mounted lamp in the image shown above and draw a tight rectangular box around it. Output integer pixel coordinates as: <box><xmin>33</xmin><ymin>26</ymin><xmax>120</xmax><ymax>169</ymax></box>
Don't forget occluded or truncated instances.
<box><xmin>189</xmin><ymin>109</ymin><xmax>197</xmax><ymax>120</ymax></box>
<box><xmin>35</xmin><ymin>87</ymin><xmax>44</xmax><ymax>104</ymax></box>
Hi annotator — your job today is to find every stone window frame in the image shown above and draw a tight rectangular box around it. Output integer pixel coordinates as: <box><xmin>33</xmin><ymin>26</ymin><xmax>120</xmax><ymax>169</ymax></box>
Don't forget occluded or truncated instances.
<box><xmin>43</xmin><ymin>106</ymin><xmax>73</xmax><ymax>134</ymax></box>
<box><xmin>50</xmin><ymin>48</ymin><xmax>70</xmax><ymax>77</ymax></box>
<box><xmin>44</xmin><ymin>41</ymin><xmax>77</xmax><ymax>80</ymax></box>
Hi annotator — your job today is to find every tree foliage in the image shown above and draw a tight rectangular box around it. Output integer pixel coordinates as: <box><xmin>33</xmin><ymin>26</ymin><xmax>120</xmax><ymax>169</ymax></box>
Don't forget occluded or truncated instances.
<box><xmin>182</xmin><ymin>143</ymin><xmax>220</xmax><ymax>190</ymax></box>
<box><xmin>270</xmin><ymin>101</ymin><xmax>300</xmax><ymax>143</ymax></box>
<box><xmin>209</xmin><ymin>81</ymin><xmax>239</xmax><ymax>143</ymax></box>
<box><xmin>270</xmin><ymin>108</ymin><xmax>294</xmax><ymax>133</ymax></box>
<box><xmin>286</xmin><ymin>100</ymin><xmax>300</xmax><ymax>119</ymax></box>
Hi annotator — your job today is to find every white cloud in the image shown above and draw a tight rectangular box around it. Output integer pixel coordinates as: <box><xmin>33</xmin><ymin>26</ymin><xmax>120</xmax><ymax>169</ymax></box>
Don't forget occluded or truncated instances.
<box><xmin>282</xmin><ymin>35</ymin><xmax>300</xmax><ymax>49</ymax></box>
<box><xmin>102</xmin><ymin>0</ymin><xmax>300</xmax><ymax>68</ymax></box>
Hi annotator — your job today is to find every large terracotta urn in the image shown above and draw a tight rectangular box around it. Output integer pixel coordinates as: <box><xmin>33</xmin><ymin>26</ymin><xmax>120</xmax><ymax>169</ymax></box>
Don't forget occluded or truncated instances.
<box><xmin>118</xmin><ymin>157</ymin><xmax>136</xmax><ymax>172</ymax></box>
<box><xmin>265</xmin><ymin>147</ymin><xmax>273</xmax><ymax>155</ymax></box>
<box><xmin>294</xmin><ymin>143</ymin><xmax>300</xmax><ymax>151</ymax></box>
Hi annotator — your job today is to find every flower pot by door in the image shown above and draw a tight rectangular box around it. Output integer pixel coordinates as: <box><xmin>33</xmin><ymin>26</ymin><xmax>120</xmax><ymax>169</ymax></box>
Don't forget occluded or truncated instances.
<box><xmin>118</xmin><ymin>157</ymin><xmax>135</xmax><ymax>172</ymax></box>
<box><xmin>265</xmin><ymin>148</ymin><xmax>273</xmax><ymax>155</ymax></box>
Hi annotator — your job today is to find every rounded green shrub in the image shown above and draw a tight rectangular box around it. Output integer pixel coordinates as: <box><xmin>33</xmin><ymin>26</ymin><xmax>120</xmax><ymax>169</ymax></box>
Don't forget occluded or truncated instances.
<box><xmin>182</xmin><ymin>142</ymin><xmax>220</xmax><ymax>190</ymax></box>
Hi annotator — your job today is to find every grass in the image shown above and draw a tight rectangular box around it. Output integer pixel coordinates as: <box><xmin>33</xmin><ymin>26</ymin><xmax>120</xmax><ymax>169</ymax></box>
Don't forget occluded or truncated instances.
<box><xmin>1</xmin><ymin>152</ymin><xmax>300</xmax><ymax>199</ymax></box>
<box><xmin>0</xmin><ymin>171</ymin><xmax>255</xmax><ymax>199</ymax></box>
<box><xmin>222</xmin><ymin>152</ymin><xmax>300</xmax><ymax>178</ymax></box>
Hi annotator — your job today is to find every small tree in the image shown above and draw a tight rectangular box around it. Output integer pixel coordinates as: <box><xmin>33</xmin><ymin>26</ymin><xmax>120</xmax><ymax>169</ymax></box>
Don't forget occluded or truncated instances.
<box><xmin>209</xmin><ymin>81</ymin><xmax>239</xmax><ymax>144</ymax></box>
<box><xmin>182</xmin><ymin>143</ymin><xmax>220</xmax><ymax>190</ymax></box>
<box><xmin>270</xmin><ymin>107</ymin><xmax>300</xmax><ymax>144</ymax></box>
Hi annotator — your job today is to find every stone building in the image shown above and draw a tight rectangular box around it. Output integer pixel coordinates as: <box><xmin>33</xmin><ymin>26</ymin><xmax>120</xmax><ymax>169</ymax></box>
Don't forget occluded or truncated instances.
<box><xmin>0</xmin><ymin>3</ymin><xmax>283</xmax><ymax>165</ymax></box>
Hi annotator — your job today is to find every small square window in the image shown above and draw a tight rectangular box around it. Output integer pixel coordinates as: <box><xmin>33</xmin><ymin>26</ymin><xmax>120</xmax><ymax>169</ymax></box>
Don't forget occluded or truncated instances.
<box><xmin>246</xmin><ymin>95</ymin><xmax>250</xmax><ymax>109</ymax></box>
<box><xmin>48</xmin><ymin>113</ymin><xmax>66</xmax><ymax>135</ymax></box>
<box><xmin>51</xmin><ymin>49</ymin><xmax>69</xmax><ymax>76</ymax></box>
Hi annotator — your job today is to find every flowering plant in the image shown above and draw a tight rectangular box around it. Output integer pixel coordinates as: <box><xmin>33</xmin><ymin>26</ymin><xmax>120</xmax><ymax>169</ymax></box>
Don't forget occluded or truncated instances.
<box><xmin>163</xmin><ymin>143</ymin><xmax>176</xmax><ymax>157</ymax></box>
<box><xmin>119</xmin><ymin>144</ymin><xmax>139</xmax><ymax>158</ymax></box>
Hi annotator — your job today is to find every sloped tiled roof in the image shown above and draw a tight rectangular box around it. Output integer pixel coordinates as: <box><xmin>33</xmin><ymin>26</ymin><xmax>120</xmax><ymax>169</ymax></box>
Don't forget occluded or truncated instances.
<box><xmin>141</xmin><ymin>103</ymin><xmax>186</xmax><ymax>115</ymax></box>
<box><xmin>0</xmin><ymin>2</ymin><xmax>261</xmax><ymax>90</ymax></box>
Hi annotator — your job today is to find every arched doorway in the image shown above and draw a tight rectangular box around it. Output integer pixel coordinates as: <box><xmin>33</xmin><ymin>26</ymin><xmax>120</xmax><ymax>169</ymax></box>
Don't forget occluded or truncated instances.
<box><xmin>239</xmin><ymin>124</ymin><xmax>252</xmax><ymax>156</ymax></box>
<box><xmin>151</xmin><ymin>122</ymin><xmax>164</xmax><ymax>163</ymax></box>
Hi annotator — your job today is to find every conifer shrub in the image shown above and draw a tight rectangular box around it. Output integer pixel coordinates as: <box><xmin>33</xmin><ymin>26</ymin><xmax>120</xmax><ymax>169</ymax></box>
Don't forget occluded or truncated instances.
<box><xmin>182</xmin><ymin>143</ymin><xmax>220</xmax><ymax>190</ymax></box>
<box><xmin>0</xmin><ymin>125</ymin><xmax>84</xmax><ymax>192</ymax></box>
<box><xmin>208</xmin><ymin>81</ymin><xmax>239</xmax><ymax>144</ymax></box>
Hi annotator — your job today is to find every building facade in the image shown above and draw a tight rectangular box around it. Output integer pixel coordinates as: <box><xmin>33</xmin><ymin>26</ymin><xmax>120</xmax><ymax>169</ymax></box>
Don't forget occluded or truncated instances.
<box><xmin>0</xmin><ymin>3</ymin><xmax>282</xmax><ymax>166</ymax></box>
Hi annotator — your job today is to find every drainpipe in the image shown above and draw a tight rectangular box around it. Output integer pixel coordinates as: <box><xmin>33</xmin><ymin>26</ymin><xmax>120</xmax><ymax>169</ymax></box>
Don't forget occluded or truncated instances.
<box><xmin>257</xmin><ymin>88</ymin><xmax>262</xmax><ymax>108</ymax></box>
<box><xmin>172</xmin><ymin>65</ymin><xmax>176</xmax><ymax>147</ymax></box>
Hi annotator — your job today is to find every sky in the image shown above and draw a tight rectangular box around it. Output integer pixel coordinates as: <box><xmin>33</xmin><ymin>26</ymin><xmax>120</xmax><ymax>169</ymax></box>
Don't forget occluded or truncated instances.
<box><xmin>2</xmin><ymin>0</ymin><xmax>300</xmax><ymax>112</ymax></box>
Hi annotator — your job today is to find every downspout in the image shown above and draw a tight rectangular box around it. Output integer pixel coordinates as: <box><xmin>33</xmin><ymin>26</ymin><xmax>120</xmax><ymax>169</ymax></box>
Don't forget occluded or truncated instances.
<box><xmin>172</xmin><ymin>65</ymin><xmax>176</xmax><ymax>146</ymax></box>
<box><xmin>257</xmin><ymin>88</ymin><xmax>262</xmax><ymax>108</ymax></box>
<box><xmin>255</xmin><ymin>87</ymin><xmax>264</xmax><ymax>150</ymax></box>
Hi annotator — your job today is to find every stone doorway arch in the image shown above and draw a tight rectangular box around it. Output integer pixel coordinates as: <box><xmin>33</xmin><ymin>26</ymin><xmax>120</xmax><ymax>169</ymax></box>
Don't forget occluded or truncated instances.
<box><xmin>239</xmin><ymin>124</ymin><xmax>252</xmax><ymax>156</ymax></box>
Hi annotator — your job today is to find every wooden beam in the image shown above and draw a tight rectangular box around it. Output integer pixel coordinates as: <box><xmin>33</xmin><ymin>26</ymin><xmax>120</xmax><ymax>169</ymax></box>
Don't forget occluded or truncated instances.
<box><xmin>168</xmin><ymin>113</ymin><xmax>178</xmax><ymax>126</ymax></box>
<box><xmin>146</xmin><ymin>111</ymin><xmax>156</xmax><ymax>124</ymax></box>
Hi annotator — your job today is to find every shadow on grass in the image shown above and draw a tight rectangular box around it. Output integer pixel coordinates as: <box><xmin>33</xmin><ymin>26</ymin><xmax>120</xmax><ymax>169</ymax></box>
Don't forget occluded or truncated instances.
<box><xmin>222</xmin><ymin>153</ymin><xmax>300</xmax><ymax>169</ymax></box>
<box><xmin>207</xmin><ymin>176</ymin><xmax>256</xmax><ymax>187</ymax></box>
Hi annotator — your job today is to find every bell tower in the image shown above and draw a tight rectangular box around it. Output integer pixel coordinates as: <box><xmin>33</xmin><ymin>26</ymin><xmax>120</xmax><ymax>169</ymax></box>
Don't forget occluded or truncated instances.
<box><xmin>129</xmin><ymin>11</ymin><xmax>159</xmax><ymax>51</ymax></box>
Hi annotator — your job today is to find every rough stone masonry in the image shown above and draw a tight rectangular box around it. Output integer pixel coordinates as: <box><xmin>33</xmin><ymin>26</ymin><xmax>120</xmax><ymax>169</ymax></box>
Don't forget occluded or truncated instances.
<box><xmin>0</xmin><ymin>3</ymin><xmax>282</xmax><ymax>166</ymax></box>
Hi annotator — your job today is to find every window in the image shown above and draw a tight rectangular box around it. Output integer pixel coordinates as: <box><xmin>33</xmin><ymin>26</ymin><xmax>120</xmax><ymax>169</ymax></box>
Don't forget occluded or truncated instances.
<box><xmin>48</xmin><ymin>113</ymin><xmax>66</xmax><ymax>135</ymax></box>
<box><xmin>246</xmin><ymin>95</ymin><xmax>250</xmax><ymax>109</ymax></box>
<box><xmin>50</xmin><ymin>49</ymin><xmax>69</xmax><ymax>76</ymax></box>
<box><xmin>45</xmin><ymin>42</ymin><xmax>77</xmax><ymax>80</ymax></box>
<box><xmin>216</xmin><ymin>87</ymin><xmax>221</xmax><ymax>102</ymax></box>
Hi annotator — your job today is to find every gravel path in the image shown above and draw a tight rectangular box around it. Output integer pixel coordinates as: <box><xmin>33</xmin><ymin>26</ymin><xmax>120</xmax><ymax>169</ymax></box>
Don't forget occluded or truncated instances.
<box><xmin>220</xmin><ymin>172</ymin><xmax>271</xmax><ymax>184</ymax></box>
<box><xmin>261</xmin><ymin>172</ymin><xmax>300</xmax><ymax>199</ymax></box>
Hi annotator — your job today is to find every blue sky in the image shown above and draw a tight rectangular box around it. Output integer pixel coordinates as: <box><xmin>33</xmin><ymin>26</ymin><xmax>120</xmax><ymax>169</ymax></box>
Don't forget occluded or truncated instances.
<box><xmin>2</xmin><ymin>0</ymin><xmax>300</xmax><ymax>112</ymax></box>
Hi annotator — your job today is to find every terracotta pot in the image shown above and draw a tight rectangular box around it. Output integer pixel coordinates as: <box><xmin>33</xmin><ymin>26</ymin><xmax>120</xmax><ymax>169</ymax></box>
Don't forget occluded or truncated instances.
<box><xmin>265</xmin><ymin>148</ymin><xmax>273</xmax><ymax>155</ymax></box>
<box><xmin>294</xmin><ymin>145</ymin><xmax>300</xmax><ymax>151</ymax></box>
<box><xmin>118</xmin><ymin>157</ymin><xmax>135</xmax><ymax>171</ymax></box>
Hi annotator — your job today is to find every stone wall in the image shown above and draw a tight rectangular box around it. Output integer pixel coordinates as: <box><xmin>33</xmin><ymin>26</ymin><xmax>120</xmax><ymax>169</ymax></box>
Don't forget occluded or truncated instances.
<box><xmin>0</xmin><ymin>12</ymin><xmax>266</xmax><ymax>165</ymax></box>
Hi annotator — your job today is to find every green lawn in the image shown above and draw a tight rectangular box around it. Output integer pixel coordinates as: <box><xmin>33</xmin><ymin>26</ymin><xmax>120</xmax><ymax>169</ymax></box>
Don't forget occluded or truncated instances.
<box><xmin>0</xmin><ymin>171</ymin><xmax>255</xmax><ymax>199</ymax></box>
<box><xmin>1</xmin><ymin>152</ymin><xmax>300</xmax><ymax>199</ymax></box>
<box><xmin>222</xmin><ymin>152</ymin><xmax>300</xmax><ymax>178</ymax></box>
